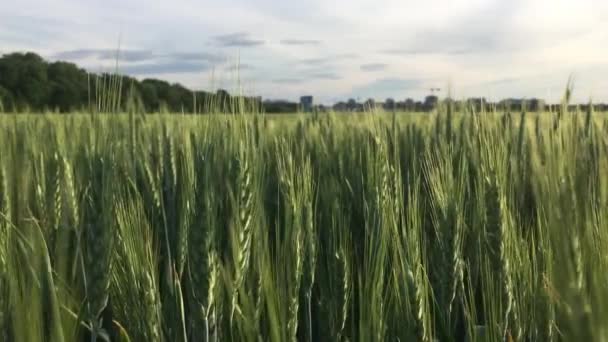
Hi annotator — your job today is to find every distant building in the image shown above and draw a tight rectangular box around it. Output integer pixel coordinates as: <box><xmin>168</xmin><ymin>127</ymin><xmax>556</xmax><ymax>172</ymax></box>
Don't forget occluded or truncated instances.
<box><xmin>300</xmin><ymin>96</ymin><xmax>313</xmax><ymax>113</ymax></box>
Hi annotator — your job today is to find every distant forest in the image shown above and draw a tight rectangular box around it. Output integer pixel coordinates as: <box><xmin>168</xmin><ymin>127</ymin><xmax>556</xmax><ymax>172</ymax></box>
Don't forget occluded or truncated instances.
<box><xmin>0</xmin><ymin>52</ymin><xmax>262</xmax><ymax>113</ymax></box>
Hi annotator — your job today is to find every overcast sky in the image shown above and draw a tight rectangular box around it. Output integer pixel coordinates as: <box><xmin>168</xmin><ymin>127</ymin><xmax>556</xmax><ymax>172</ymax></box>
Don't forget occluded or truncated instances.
<box><xmin>1</xmin><ymin>0</ymin><xmax>607</xmax><ymax>103</ymax></box>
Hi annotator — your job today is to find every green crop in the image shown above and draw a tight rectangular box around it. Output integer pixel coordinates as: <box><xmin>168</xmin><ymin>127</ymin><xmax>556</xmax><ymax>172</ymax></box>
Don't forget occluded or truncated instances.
<box><xmin>0</xmin><ymin>103</ymin><xmax>607</xmax><ymax>341</ymax></box>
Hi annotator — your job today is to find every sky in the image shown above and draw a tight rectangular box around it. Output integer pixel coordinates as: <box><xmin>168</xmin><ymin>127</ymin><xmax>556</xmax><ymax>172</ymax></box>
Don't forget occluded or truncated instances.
<box><xmin>1</xmin><ymin>0</ymin><xmax>607</xmax><ymax>104</ymax></box>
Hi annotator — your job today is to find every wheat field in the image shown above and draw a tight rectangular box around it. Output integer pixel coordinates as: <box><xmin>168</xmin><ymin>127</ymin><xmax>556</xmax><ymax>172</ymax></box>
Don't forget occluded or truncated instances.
<box><xmin>0</xmin><ymin>105</ymin><xmax>607</xmax><ymax>342</ymax></box>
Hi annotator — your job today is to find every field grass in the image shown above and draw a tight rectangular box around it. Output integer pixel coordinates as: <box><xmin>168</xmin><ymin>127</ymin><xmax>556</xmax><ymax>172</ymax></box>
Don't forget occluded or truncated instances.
<box><xmin>1</xmin><ymin>106</ymin><xmax>608</xmax><ymax>342</ymax></box>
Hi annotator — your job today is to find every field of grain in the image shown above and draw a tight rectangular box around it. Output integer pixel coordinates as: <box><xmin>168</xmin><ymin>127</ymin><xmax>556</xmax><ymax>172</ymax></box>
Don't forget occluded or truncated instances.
<box><xmin>1</xmin><ymin>107</ymin><xmax>608</xmax><ymax>342</ymax></box>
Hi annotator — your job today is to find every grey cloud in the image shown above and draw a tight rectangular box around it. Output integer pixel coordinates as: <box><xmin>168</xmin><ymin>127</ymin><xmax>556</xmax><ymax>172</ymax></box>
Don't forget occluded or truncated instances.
<box><xmin>53</xmin><ymin>49</ymin><xmax>151</xmax><ymax>62</ymax></box>
<box><xmin>51</xmin><ymin>47</ymin><xmax>236</xmax><ymax>76</ymax></box>
<box><xmin>111</xmin><ymin>50</ymin><xmax>155</xmax><ymax>62</ymax></box>
<box><xmin>350</xmin><ymin>78</ymin><xmax>424</xmax><ymax>98</ymax></box>
<box><xmin>121</xmin><ymin>61</ymin><xmax>213</xmax><ymax>75</ymax></box>
<box><xmin>379</xmin><ymin>2</ymin><xmax>514</xmax><ymax>57</ymax></box>
<box><xmin>168</xmin><ymin>52</ymin><xmax>225</xmax><ymax>63</ymax></box>
<box><xmin>335</xmin><ymin>53</ymin><xmax>359</xmax><ymax>60</ymax></box>
<box><xmin>380</xmin><ymin>30</ymin><xmax>498</xmax><ymax>56</ymax></box>
<box><xmin>272</xmin><ymin>78</ymin><xmax>305</xmax><ymax>84</ymax></box>
<box><xmin>280</xmin><ymin>39</ymin><xmax>322</xmax><ymax>46</ymax></box>
<box><xmin>0</xmin><ymin>14</ymin><xmax>76</xmax><ymax>47</ymax></box>
<box><xmin>309</xmin><ymin>72</ymin><xmax>341</xmax><ymax>80</ymax></box>
<box><xmin>54</xmin><ymin>49</ymin><xmax>225</xmax><ymax>62</ymax></box>
<box><xmin>382</xmin><ymin>47</ymin><xmax>475</xmax><ymax>56</ymax></box>
<box><xmin>300</xmin><ymin>57</ymin><xmax>331</xmax><ymax>65</ymax></box>
<box><xmin>224</xmin><ymin>64</ymin><xmax>254</xmax><ymax>71</ymax></box>
<box><xmin>214</xmin><ymin>32</ymin><xmax>265</xmax><ymax>47</ymax></box>
<box><xmin>296</xmin><ymin>54</ymin><xmax>357</xmax><ymax>67</ymax></box>
<box><xmin>360</xmin><ymin>63</ymin><xmax>388</xmax><ymax>72</ymax></box>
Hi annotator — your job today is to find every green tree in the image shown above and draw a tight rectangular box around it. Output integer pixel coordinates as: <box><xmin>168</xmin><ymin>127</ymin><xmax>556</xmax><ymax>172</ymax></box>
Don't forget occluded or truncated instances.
<box><xmin>0</xmin><ymin>85</ymin><xmax>14</xmax><ymax>111</ymax></box>
<box><xmin>0</xmin><ymin>51</ymin><xmax>251</xmax><ymax>113</ymax></box>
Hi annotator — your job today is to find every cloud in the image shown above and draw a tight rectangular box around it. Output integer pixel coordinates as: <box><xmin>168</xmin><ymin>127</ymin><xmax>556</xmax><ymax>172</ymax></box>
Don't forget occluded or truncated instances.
<box><xmin>380</xmin><ymin>29</ymin><xmax>501</xmax><ymax>56</ymax></box>
<box><xmin>2</xmin><ymin>0</ymin><xmax>607</xmax><ymax>102</ymax></box>
<box><xmin>482</xmin><ymin>77</ymin><xmax>523</xmax><ymax>86</ymax></box>
<box><xmin>272</xmin><ymin>78</ymin><xmax>305</xmax><ymax>84</ymax></box>
<box><xmin>299</xmin><ymin>57</ymin><xmax>331</xmax><ymax>65</ymax></box>
<box><xmin>379</xmin><ymin>4</ymin><xmax>593</xmax><ymax>58</ymax></box>
<box><xmin>309</xmin><ymin>72</ymin><xmax>341</xmax><ymax>80</ymax></box>
<box><xmin>224</xmin><ymin>63</ymin><xmax>253</xmax><ymax>71</ymax></box>
<box><xmin>52</xmin><ymin>50</ymin><xmax>227</xmax><ymax>72</ymax></box>
<box><xmin>0</xmin><ymin>14</ymin><xmax>81</xmax><ymax>48</ymax></box>
<box><xmin>168</xmin><ymin>52</ymin><xmax>225</xmax><ymax>63</ymax></box>
<box><xmin>214</xmin><ymin>32</ymin><xmax>265</xmax><ymax>47</ymax></box>
<box><xmin>280</xmin><ymin>39</ymin><xmax>322</xmax><ymax>46</ymax></box>
<box><xmin>382</xmin><ymin>47</ymin><xmax>474</xmax><ymax>56</ymax></box>
<box><xmin>121</xmin><ymin>61</ymin><xmax>213</xmax><ymax>75</ymax></box>
<box><xmin>334</xmin><ymin>53</ymin><xmax>359</xmax><ymax>60</ymax></box>
<box><xmin>350</xmin><ymin>78</ymin><xmax>424</xmax><ymax>99</ymax></box>
<box><xmin>298</xmin><ymin>54</ymin><xmax>357</xmax><ymax>66</ymax></box>
<box><xmin>53</xmin><ymin>49</ymin><xmax>154</xmax><ymax>62</ymax></box>
<box><xmin>360</xmin><ymin>63</ymin><xmax>388</xmax><ymax>72</ymax></box>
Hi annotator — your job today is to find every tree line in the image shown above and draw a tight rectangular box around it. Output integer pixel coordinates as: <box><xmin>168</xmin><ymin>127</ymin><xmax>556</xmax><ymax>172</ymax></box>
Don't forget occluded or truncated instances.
<box><xmin>0</xmin><ymin>52</ymin><xmax>261</xmax><ymax>113</ymax></box>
